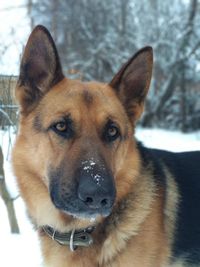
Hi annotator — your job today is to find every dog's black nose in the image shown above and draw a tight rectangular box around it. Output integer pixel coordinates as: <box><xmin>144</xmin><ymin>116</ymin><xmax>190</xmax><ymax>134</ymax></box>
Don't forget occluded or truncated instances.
<box><xmin>77</xmin><ymin>166</ymin><xmax>115</xmax><ymax>214</ymax></box>
<box><xmin>49</xmin><ymin>159</ymin><xmax>116</xmax><ymax>218</ymax></box>
<box><xmin>78</xmin><ymin>185</ymin><xmax>112</xmax><ymax>209</ymax></box>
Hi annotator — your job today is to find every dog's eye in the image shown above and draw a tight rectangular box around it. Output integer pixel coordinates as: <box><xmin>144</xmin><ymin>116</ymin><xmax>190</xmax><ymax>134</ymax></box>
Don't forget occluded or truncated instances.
<box><xmin>108</xmin><ymin>126</ymin><xmax>118</xmax><ymax>137</ymax></box>
<box><xmin>55</xmin><ymin>121</ymin><xmax>67</xmax><ymax>132</ymax></box>
<box><xmin>51</xmin><ymin>119</ymin><xmax>74</xmax><ymax>138</ymax></box>
<box><xmin>103</xmin><ymin>122</ymin><xmax>120</xmax><ymax>143</ymax></box>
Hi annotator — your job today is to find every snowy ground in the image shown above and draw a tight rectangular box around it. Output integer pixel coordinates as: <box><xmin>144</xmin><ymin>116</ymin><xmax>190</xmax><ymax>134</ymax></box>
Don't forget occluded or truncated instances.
<box><xmin>136</xmin><ymin>128</ymin><xmax>200</xmax><ymax>152</ymax></box>
<box><xmin>0</xmin><ymin>127</ymin><xmax>200</xmax><ymax>267</ymax></box>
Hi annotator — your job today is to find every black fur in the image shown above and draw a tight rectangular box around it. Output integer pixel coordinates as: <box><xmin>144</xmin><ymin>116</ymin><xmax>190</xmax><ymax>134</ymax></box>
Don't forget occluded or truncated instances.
<box><xmin>137</xmin><ymin>143</ymin><xmax>200</xmax><ymax>264</ymax></box>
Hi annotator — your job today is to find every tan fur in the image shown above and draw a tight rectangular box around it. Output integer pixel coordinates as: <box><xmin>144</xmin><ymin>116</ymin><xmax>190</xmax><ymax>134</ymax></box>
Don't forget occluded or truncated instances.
<box><xmin>163</xmin><ymin>168</ymin><xmax>180</xmax><ymax>251</ymax></box>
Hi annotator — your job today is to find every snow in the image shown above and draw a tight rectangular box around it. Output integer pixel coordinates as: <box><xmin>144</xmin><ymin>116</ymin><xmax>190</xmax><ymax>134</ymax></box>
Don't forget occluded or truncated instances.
<box><xmin>0</xmin><ymin>129</ymin><xmax>41</xmax><ymax>266</ymax></box>
<box><xmin>0</xmin><ymin>198</ymin><xmax>42</xmax><ymax>267</ymax></box>
<box><xmin>0</xmin><ymin>127</ymin><xmax>200</xmax><ymax>266</ymax></box>
<box><xmin>81</xmin><ymin>158</ymin><xmax>105</xmax><ymax>185</ymax></box>
<box><xmin>136</xmin><ymin>127</ymin><xmax>200</xmax><ymax>152</ymax></box>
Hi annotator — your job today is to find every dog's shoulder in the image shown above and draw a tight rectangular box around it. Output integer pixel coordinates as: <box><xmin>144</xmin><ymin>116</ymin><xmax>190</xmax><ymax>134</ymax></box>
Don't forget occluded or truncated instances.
<box><xmin>137</xmin><ymin>141</ymin><xmax>200</xmax><ymax>186</ymax></box>
<box><xmin>137</xmin><ymin>142</ymin><xmax>200</xmax><ymax>265</ymax></box>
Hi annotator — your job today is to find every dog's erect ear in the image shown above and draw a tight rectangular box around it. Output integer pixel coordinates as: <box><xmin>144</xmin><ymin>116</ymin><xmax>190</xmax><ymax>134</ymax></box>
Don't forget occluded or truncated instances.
<box><xmin>16</xmin><ymin>25</ymin><xmax>64</xmax><ymax>114</ymax></box>
<box><xmin>110</xmin><ymin>47</ymin><xmax>153</xmax><ymax>123</ymax></box>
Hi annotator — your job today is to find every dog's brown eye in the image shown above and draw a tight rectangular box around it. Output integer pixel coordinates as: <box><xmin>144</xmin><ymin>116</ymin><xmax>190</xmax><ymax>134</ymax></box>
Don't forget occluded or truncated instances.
<box><xmin>51</xmin><ymin>118</ymin><xmax>74</xmax><ymax>139</ymax></box>
<box><xmin>55</xmin><ymin>122</ymin><xmax>67</xmax><ymax>132</ymax></box>
<box><xmin>103</xmin><ymin>122</ymin><xmax>120</xmax><ymax>143</ymax></box>
<box><xmin>108</xmin><ymin>126</ymin><xmax>118</xmax><ymax>137</ymax></box>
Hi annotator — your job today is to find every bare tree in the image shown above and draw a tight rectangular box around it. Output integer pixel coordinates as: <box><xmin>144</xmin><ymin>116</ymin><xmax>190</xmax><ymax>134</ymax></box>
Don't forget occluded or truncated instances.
<box><xmin>0</xmin><ymin>75</ymin><xmax>19</xmax><ymax>233</ymax></box>
<box><xmin>142</xmin><ymin>0</ymin><xmax>199</xmax><ymax>131</ymax></box>
<box><xmin>0</xmin><ymin>146</ymin><xmax>19</xmax><ymax>233</ymax></box>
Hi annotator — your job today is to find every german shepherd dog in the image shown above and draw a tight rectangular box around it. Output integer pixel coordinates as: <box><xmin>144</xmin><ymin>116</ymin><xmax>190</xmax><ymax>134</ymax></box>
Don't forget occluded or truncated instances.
<box><xmin>12</xmin><ymin>25</ymin><xmax>200</xmax><ymax>267</ymax></box>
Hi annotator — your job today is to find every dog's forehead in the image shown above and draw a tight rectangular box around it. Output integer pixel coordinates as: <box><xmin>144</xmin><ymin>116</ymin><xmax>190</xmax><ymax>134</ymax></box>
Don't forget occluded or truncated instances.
<box><xmin>59</xmin><ymin>78</ymin><xmax>115</xmax><ymax>102</ymax></box>
<box><xmin>40</xmin><ymin>78</ymin><xmax>125</xmax><ymax>120</ymax></box>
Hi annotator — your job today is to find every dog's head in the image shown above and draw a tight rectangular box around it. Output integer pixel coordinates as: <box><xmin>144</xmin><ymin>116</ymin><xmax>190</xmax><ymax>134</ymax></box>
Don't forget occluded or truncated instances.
<box><xmin>13</xmin><ymin>26</ymin><xmax>153</xmax><ymax>229</ymax></box>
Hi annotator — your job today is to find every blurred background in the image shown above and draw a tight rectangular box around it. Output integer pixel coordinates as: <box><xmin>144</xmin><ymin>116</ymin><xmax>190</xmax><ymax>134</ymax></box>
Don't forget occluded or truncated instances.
<box><xmin>0</xmin><ymin>0</ymin><xmax>200</xmax><ymax>266</ymax></box>
<box><xmin>1</xmin><ymin>0</ymin><xmax>200</xmax><ymax>131</ymax></box>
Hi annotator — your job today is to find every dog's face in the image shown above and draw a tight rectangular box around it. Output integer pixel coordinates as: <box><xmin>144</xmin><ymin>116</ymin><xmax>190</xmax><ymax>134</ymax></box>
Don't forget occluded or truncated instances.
<box><xmin>13</xmin><ymin>26</ymin><xmax>152</xmax><ymax>227</ymax></box>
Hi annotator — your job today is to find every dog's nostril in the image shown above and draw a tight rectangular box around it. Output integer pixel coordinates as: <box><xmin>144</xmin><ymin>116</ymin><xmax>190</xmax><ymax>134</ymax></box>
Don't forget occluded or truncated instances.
<box><xmin>85</xmin><ymin>197</ymin><xmax>93</xmax><ymax>204</ymax></box>
<box><xmin>81</xmin><ymin>195</ymin><xmax>111</xmax><ymax>208</ymax></box>
<box><xmin>101</xmin><ymin>198</ymin><xmax>108</xmax><ymax>207</ymax></box>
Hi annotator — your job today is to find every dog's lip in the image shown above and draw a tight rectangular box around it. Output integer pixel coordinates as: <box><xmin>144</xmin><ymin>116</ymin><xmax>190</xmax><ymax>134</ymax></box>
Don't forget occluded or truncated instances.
<box><xmin>61</xmin><ymin>208</ymin><xmax>111</xmax><ymax>221</ymax></box>
<box><xmin>50</xmin><ymin>192</ymin><xmax>114</xmax><ymax>219</ymax></box>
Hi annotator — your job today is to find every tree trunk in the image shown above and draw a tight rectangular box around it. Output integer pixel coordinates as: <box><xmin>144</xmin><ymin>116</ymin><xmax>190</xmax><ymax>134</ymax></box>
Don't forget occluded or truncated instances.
<box><xmin>0</xmin><ymin>146</ymin><xmax>20</xmax><ymax>234</ymax></box>
<box><xmin>180</xmin><ymin>64</ymin><xmax>187</xmax><ymax>132</ymax></box>
<box><xmin>27</xmin><ymin>0</ymin><xmax>34</xmax><ymax>30</ymax></box>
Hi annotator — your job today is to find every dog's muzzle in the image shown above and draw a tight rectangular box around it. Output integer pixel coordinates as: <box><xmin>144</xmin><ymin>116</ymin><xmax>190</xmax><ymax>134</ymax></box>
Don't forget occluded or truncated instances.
<box><xmin>49</xmin><ymin>159</ymin><xmax>116</xmax><ymax>218</ymax></box>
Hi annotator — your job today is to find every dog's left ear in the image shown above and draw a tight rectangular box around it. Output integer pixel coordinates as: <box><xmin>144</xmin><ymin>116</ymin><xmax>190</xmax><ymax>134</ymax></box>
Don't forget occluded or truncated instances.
<box><xmin>16</xmin><ymin>25</ymin><xmax>64</xmax><ymax>114</ymax></box>
<box><xmin>110</xmin><ymin>47</ymin><xmax>153</xmax><ymax>123</ymax></box>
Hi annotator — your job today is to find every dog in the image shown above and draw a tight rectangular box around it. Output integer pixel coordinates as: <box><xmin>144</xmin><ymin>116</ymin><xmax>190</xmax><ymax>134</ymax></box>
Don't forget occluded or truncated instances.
<box><xmin>12</xmin><ymin>25</ymin><xmax>200</xmax><ymax>267</ymax></box>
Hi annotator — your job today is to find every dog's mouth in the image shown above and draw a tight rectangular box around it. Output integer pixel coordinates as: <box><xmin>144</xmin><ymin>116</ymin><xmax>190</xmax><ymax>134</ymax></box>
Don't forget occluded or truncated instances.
<box><xmin>62</xmin><ymin>210</ymin><xmax>103</xmax><ymax>223</ymax></box>
<box><xmin>51</xmin><ymin>194</ymin><xmax>113</xmax><ymax>221</ymax></box>
<box><xmin>64</xmin><ymin>208</ymin><xmax>112</xmax><ymax>219</ymax></box>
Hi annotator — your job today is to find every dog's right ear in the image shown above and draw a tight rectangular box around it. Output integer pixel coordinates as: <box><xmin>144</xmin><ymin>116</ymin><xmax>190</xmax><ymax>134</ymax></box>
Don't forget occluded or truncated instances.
<box><xmin>16</xmin><ymin>25</ymin><xmax>64</xmax><ymax>114</ymax></box>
